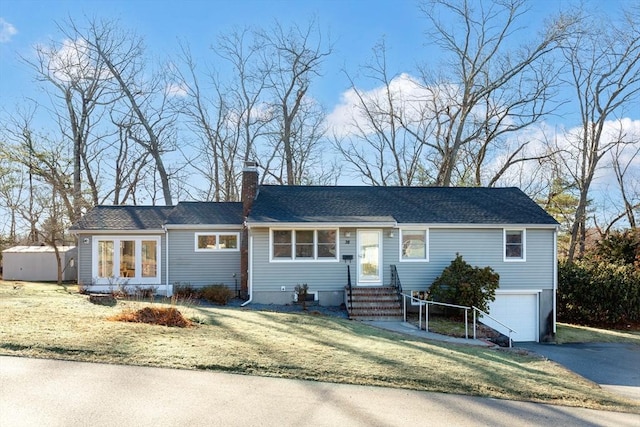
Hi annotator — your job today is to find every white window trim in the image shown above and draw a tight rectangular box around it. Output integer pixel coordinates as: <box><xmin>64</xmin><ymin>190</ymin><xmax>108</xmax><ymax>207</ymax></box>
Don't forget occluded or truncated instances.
<box><xmin>91</xmin><ymin>236</ymin><xmax>161</xmax><ymax>284</ymax></box>
<box><xmin>194</xmin><ymin>232</ymin><xmax>240</xmax><ymax>252</ymax></box>
<box><xmin>399</xmin><ymin>228</ymin><xmax>429</xmax><ymax>262</ymax></box>
<box><xmin>504</xmin><ymin>229</ymin><xmax>526</xmax><ymax>262</ymax></box>
<box><xmin>269</xmin><ymin>228</ymin><xmax>339</xmax><ymax>262</ymax></box>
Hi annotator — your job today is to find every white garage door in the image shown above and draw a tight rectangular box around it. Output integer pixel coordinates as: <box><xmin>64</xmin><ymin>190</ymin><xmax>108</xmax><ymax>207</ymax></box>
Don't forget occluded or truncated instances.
<box><xmin>483</xmin><ymin>293</ymin><xmax>539</xmax><ymax>342</ymax></box>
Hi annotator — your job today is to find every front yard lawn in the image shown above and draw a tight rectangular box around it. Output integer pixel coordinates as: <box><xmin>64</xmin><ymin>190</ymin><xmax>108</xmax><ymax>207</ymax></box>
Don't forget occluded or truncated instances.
<box><xmin>1</xmin><ymin>281</ymin><xmax>638</xmax><ymax>414</ymax></box>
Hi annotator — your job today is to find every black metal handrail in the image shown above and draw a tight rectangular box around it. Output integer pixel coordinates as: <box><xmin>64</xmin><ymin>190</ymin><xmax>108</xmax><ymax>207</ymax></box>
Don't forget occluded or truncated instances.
<box><xmin>390</xmin><ymin>265</ymin><xmax>402</xmax><ymax>298</ymax></box>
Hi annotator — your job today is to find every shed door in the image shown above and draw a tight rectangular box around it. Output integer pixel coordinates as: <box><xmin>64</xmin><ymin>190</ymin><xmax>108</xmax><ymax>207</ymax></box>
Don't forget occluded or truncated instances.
<box><xmin>483</xmin><ymin>293</ymin><xmax>539</xmax><ymax>342</ymax></box>
<box><xmin>357</xmin><ymin>230</ymin><xmax>382</xmax><ymax>286</ymax></box>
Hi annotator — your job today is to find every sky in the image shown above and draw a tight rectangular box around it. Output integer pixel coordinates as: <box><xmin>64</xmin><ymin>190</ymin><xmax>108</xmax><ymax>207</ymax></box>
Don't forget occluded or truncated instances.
<box><xmin>0</xmin><ymin>0</ymin><xmax>638</xmax><ymax>223</ymax></box>
<box><xmin>2</xmin><ymin>0</ymin><xmax>636</xmax><ymax>123</ymax></box>
<box><xmin>0</xmin><ymin>0</ymin><xmax>586</xmax><ymax>114</ymax></box>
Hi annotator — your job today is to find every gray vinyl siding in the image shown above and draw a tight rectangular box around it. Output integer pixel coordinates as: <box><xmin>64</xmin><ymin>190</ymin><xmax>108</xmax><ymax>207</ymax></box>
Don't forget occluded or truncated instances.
<box><xmin>395</xmin><ymin>228</ymin><xmax>555</xmax><ymax>294</ymax></box>
<box><xmin>75</xmin><ymin>233</ymin><xmax>167</xmax><ymax>287</ymax></box>
<box><xmin>168</xmin><ymin>229</ymin><xmax>241</xmax><ymax>288</ymax></box>
<box><xmin>250</xmin><ymin>228</ymin><xmax>355</xmax><ymax>292</ymax></box>
<box><xmin>77</xmin><ymin>234</ymin><xmax>92</xmax><ymax>285</ymax></box>
<box><xmin>250</xmin><ymin>227</ymin><xmax>555</xmax><ymax>297</ymax></box>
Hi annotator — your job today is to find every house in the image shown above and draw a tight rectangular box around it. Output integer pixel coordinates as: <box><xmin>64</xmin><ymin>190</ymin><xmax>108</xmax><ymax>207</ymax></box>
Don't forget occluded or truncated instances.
<box><xmin>70</xmin><ymin>163</ymin><xmax>559</xmax><ymax>342</ymax></box>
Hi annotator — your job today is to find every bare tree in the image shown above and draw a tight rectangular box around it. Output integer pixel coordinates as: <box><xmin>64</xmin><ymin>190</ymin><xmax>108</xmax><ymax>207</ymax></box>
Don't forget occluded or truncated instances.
<box><xmin>0</xmin><ymin>156</ymin><xmax>26</xmax><ymax>243</ymax></box>
<box><xmin>593</xmin><ymin>130</ymin><xmax>640</xmax><ymax>236</ymax></box>
<box><xmin>259</xmin><ymin>19</ymin><xmax>332</xmax><ymax>185</ymax></box>
<box><xmin>173</xmin><ymin>43</ymin><xmax>242</xmax><ymax>201</ymax></box>
<box><xmin>65</xmin><ymin>17</ymin><xmax>177</xmax><ymax>205</ymax></box>
<box><xmin>334</xmin><ymin>41</ymin><xmax>432</xmax><ymax>186</ymax></box>
<box><xmin>417</xmin><ymin>0</ymin><xmax>577</xmax><ymax>186</ymax></box>
<box><xmin>334</xmin><ymin>1</ymin><xmax>574</xmax><ymax>187</ymax></box>
<box><xmin>19</xmin><ymin>28</ymin><xmax>118</xmax><ymax>220</ymax></box>
<box><xmin>610</xmin><ymin>143</ymin><xmax>639</xmax><ymax>230</ymax></box>
<box><xmin>560</xmin><ymin>7</ymin><xmax>640</xmax><ymax>261</ymax></box>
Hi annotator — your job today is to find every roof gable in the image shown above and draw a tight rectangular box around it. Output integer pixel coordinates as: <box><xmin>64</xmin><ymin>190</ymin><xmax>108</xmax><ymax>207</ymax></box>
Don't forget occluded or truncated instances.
<box><xmin>247</xmin><ymin>186</ymin><xmax>558</xmax><ymax>226</ymax></box>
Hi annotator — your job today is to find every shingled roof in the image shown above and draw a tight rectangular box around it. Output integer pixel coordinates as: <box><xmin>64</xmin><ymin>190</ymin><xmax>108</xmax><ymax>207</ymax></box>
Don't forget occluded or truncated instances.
<box><xmin>247</xmin><ymin>186</ymin><xmax>559</xmax><ymax>226</ymax></box>
<box><xmin>71</xmin><ymin>202</ymin><xmax>244</xmax><ymax>231</ymax></box>
<box><xmin>166</xmin><ymin>202</ymin><xmax>243</xmax><ymax>226</ymax></box>
<box><xmin>70</xmin><ymin>206</ymin><xmax>174</xmax><ymax>231</ymax></box>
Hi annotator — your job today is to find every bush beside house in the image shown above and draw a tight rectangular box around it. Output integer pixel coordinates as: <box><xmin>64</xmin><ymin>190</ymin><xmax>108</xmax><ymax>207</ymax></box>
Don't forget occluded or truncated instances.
<box><xmin>428</xmin><ymin>254</ymin><xmax>500</xmax><ymax>314</ymax></box>
<box><xmin>558</xmin><ymin>230</ymin><xmax>640</xmax><ymax>326</ymax></box>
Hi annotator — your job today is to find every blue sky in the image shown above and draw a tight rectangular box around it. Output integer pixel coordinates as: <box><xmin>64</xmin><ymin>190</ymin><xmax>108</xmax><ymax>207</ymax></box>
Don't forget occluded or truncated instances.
<box><xmin>0</xmin><ymin>0</ymin><xmax>585</xmax><ymax>113</ymax></box>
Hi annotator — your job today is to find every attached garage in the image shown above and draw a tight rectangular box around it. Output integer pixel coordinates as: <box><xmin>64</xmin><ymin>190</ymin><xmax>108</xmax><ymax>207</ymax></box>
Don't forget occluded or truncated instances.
<box><xmin>1</xmin><ymin>246</ymin><xmax>78</xmax><ymax>282</ymax></box>
<box><xmin>482</xmin><ymin>292</ymin><xmax>540</xmax><ymax>342</ymax></box>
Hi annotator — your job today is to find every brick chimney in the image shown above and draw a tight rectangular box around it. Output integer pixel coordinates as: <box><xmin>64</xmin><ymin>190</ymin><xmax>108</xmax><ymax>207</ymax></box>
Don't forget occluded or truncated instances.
<box><xmin>240</xmin><ymin>161</ymin><xmax>258</xmax><ymax>297</ymax></box>
<box><xmin>241</xmin><ymin>160</ymin><xmax>259</xmax><ymax>217</ymax></box>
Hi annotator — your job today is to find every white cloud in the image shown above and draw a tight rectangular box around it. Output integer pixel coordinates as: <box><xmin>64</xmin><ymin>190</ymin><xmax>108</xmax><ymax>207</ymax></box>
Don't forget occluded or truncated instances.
<box><xmin>0</xmin><ymin>18</ymin><xmax>17</xmax><ymax>43</ymax></box>
<box><xmin>326</xmin><ymin>73</ymin><xmax>432</xmax><ymax>138</ymax></box>
<box><xmin>45</xmin><ymin>38</ymin><xmax>111</xmax><ymax>83</ymax></box>
<box><xmin>165</xmin><ymin>82</ymin><xmax>188</xmax><ymax>97</ymax></box>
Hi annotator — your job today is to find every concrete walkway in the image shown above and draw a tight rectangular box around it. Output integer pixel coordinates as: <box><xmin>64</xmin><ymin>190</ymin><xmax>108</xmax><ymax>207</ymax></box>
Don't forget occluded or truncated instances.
<box><xmin>365</xmin><ymin>320</ymin><xmax>493</xmax><ymax>346</ymax></box>
<box><xmin>2</xmin><ymin>356</ymin><xmax>638</xmax><ymax>427</ymax></box>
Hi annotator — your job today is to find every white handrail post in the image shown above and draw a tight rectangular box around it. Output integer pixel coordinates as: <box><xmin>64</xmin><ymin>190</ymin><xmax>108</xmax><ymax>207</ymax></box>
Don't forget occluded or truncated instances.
<box><xmin>425</xmin><ymin>302</ymin><xmax>429</xmax><ymax>332</ymax></box>
<box><xmin>419</xmin><ymin>302</ymin><xmax>422</xmax><ymax>330</ymax></box>
<box><xmin>403</xmin><ymin>294</ymin><xmax>407</xmax><ymax>322</ymax></box>
<box><xmin>473</xmin><ymin>308</ymin><xmax>477</xmax><ymax>340</ymax></box>
<box><xmin>464</xmin><ymin>309</ymin><xmax>468</xmax><ymax>339</ymax></box>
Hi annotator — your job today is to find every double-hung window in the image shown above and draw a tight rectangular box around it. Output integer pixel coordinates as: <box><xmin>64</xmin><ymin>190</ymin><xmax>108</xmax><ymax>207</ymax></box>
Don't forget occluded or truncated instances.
<box><xmin>504</xmin><ymin>229</ymin><xmax>526</xmax><ymax>261</ymax></box>
<box><xmin>271</xmin><ymin>229</ymin><xmax>337</xmax><ymax>261</ymax></box>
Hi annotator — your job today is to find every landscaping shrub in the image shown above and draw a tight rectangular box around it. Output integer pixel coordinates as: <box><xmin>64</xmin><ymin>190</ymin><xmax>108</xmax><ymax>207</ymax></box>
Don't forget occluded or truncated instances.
<box><xmin>558</xmin><ymin>260</ymin><xmax>640</xmax><ymax>326</ymax></box>
<box><xmin>200</xmin><ymin>284</ymin><xmax>233</xmax><ymax>305</ymax></box>
<box><xmin>428</xmin><ymin>254</ymin><xmax>499</xmax><ymax>314</ymax></box>
<box><xmin>173</xmin><ymin>282</ymin><xmax>202</xmax><ymax>299</ymax></box>
<box><xmin>558</xmin><ymin>230</ymin><xmax>640</xmax><ymax>327</ymax></box>
<box><xmin>109</xmin><ymin>306</ymin><xmax>192</xmax><ymax>327</ymax></box>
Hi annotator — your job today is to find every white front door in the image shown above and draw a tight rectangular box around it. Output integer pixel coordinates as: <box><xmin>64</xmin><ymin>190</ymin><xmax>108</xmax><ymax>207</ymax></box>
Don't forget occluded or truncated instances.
<box><xmin>357</xmin><ymin>230</ymin><xmax>382</xmax><ymax>286</ymax></box>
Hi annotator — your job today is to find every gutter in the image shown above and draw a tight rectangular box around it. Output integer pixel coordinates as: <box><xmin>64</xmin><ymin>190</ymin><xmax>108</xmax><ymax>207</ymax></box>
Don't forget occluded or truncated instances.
<box><xmin>553</xmin><ymin>227</ymin><xmax>558</xmax><ymax>334</ymax></box>
<box><xmin>164</xmin><ymin>226</ymin><xmax>170</xmax><ymax>297</ymax></box>
<box><xmin>241</xmin><ymin>232</ymin><xmax>253</xmax><ymax>307</ymax></box>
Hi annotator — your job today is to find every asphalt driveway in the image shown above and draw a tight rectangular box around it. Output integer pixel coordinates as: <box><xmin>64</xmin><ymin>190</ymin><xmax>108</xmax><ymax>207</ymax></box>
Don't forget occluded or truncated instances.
<box><xmin>517</xmin><ymin>342</ymin><xmax>640</xmax><ymax>402</ymax></box>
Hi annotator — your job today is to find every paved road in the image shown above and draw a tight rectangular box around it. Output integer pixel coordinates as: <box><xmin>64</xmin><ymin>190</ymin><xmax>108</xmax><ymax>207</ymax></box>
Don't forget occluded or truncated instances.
<box><xmin>1</xmin><ymin>356</ymin><xmax>638</xmax><ymax>427</ymax></box>
<box><xmin>517</xmin><ymin>342</ymin><xmax>640</xmax><ymax>402</ymax></box>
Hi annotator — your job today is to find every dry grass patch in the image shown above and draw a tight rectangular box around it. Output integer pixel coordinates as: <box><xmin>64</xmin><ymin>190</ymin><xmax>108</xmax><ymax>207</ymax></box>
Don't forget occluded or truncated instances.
<box><xmin>1</xmin><ymin>281</ymin><xmax>639</xmax><ymax>414</ymax></box>
<box><xmin>109</xmin><ymin>306</ymin><xmax>193</xmax><ymax>327</ymax></box>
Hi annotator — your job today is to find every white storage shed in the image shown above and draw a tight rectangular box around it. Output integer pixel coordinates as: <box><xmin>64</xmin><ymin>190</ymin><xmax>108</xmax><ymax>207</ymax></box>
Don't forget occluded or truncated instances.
<box><xmin>2</xmin><ymin>246</ymin><xmax>77</xmax><ymax>282</ymax></box>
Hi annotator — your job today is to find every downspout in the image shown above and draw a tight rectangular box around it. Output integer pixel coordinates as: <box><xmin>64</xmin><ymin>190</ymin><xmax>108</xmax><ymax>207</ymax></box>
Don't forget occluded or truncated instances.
<box><xmin>165</xmin><ymin>227</ymin><xmax>170</xmax><ymax>297</ymax></box>
<box><xmin>241</xmin><ymin>230</ymin><xmax>253</xmax><ymax>307</ymax></box>
<box><xmin>553</xmin><ymin>227</ymin><xmax>558</xmax><ymax>334</ymax></box>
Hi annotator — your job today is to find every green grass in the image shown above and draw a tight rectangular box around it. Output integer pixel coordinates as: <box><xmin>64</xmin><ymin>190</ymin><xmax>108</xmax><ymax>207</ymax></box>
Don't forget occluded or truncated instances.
<box><xmin>1</xmin><ymin>281</ymin><xmax>639</xmax><ymax>414</ymax></box>
<box><xmin>556</xmin><ymin>323</ymin><xmax>640</xmax><ymax>344</ymax></box>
